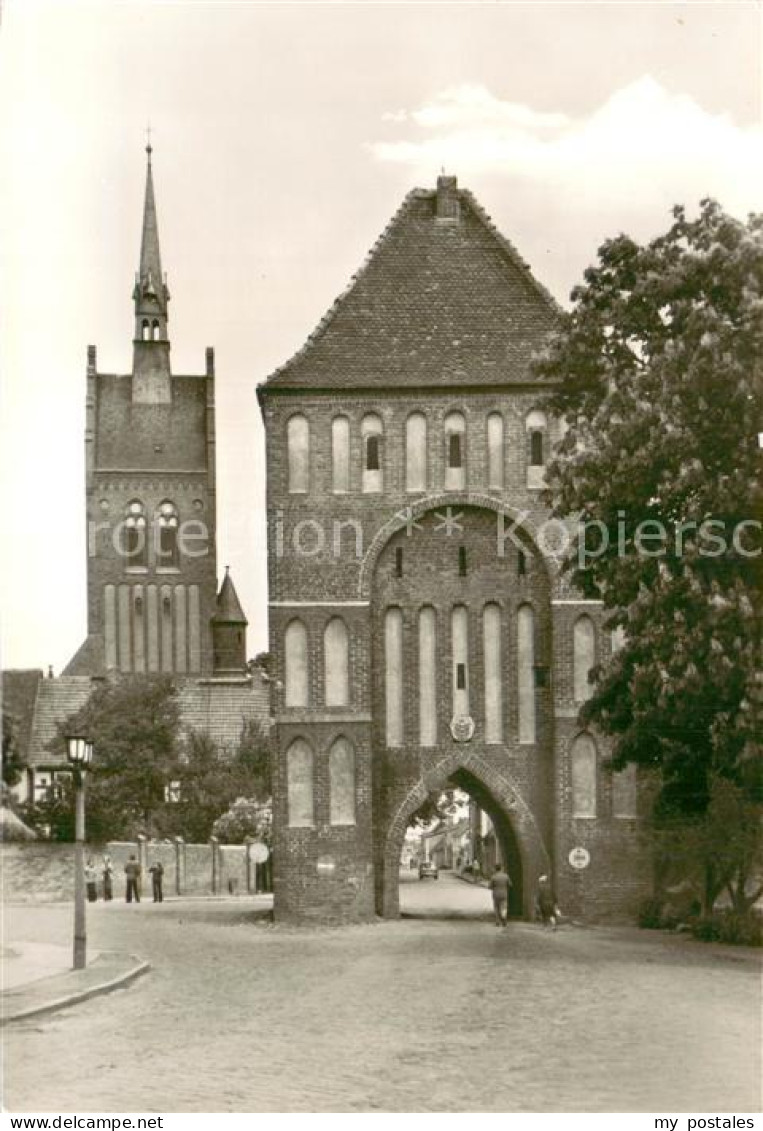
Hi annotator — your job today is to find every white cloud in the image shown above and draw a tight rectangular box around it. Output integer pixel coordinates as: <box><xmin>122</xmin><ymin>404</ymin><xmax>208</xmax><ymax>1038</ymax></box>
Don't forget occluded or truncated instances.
<box><xmin>369</xmin><ymin>77</ymin><xmax>763</xmax><ymax>219</ymax></box>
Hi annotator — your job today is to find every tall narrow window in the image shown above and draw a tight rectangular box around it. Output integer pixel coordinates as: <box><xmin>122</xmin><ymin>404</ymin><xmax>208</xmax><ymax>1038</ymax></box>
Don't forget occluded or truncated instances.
<box><xmin>487</xmin><ymin>413</ymin><xmax>505</xmax><ymax>491</ymax></box>
<box><xmin>395</xmin><ymin>547</ymin><xmax>404</xmax><ymax>578</ymax></box>
<box><xmin>444</xmin><ymin>412</ymin><xmax>466</xmax><ymax>490</ymax></box>
<box><xmin>152</xmin><ymin>319</ymin><xmax>160</xmax><ymax>341</ymax></box>
<box><xmin>451</xmin><ymin>604</ymin><xmax>469</xmax><ymax>718</ymax></box>
<box><xmin>573</xmin><ymin>616</ymin><xmax>596</xmax><ymax>703</ymax></box>
<box><xmin>287</xmin><ymin>414</ymin><xmax>310</xmax><ymax>494</ymax></box>
<box><xmin>518</xmin><ymin>551</ymin><xmax>526</xmax><ymax>577</ymax></box>
<box><xmin>324</xmin><ymin>617</ymin><xmax>349</xmax><ymax>707</ymax></box>
<box><xmin>284</xmin><ymin>619</ymin><xmax>309</xmax><ymax>707</ymax></box>
<box><xmin>458</xmin><ymin>546</ymin><xmax>467</xmax><ymax>576</ymax></box>
<box><xmin>613</xmin><ymin>763</ymin><xmax>638</xmax><ymax>818</ymax></box>
<box><xmin>287</xmin><ymin>738</ymin><xmax>314</xmax><ymax>827</ymax></box>
<box><xmin>361</xmin><ymin>414</ymin><xmax>383</xmax><ymax>493</ymax></box>
<box><xmin>156</xmin><ymin>501</ymin><xmax>179</xmax><ymax>568</ymax></box>
<box><xmin>517</xmin><ymin>604</ymin><xmax>536</xmax><ymax>743</ymax></box>
<box><xmin>123</xmin><ymin>500</ymin><xmax>148</xmax><ymax>568</ymax></box>
<box><xmin>418</xmin><ymin>606</ymin><xmax>437</xmax><ymax>746</ymax></box>
<box><xmin>141</xmin><ymin>320</ymin><xmax>150</xmax><ymax>341</ymax></box>
<box><xmin>331</xmin><ymin>416</ymin><xmax>350</xmax><ymax>493</ymax></box>
<box><xmin>405</xmin><ymin>412</ymin><xmax>427</xmax><ymax>492</ymax></box>
<box><xmin>571</xmin><ymin>734</ymin><xmax>597</xmax><ymax>817</ymax></box>
<box><xmin>385</xmin><ymin>608</ymin><xmax>404</xmax><ymax>747</ymax></box>
<box><xmin>329</xmin><ymin>737</ymin><xmax>356</xmax><ymax>825</ymax></box>
<box><xmin>526</xmin><ymin>410</ymin><xmax>548</xmax><ymax>488</ymax></box>
<box><xmin>483</xmin><ymin>603</ymin><xmax>503</xmax><ymax>743</ymax></box>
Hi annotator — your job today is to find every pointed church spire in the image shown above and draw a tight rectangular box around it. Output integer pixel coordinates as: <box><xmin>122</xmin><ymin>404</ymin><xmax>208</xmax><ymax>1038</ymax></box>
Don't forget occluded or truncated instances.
<box><xmin>212</xmin><ymin>567</ymin><xmax>249</xmax><ymax>675</ymax></box>
<box><xmin>133</xmin><ymin>141</ymin><xmax>170</xmax><ymax>334</ymax></box>
<box><xmin>132</xmin><ymin>141</ymin><xmax>172</xmax><ymax>402</ymax></box>
<box><xmin>214</xmin><ymin>566</ymin><xmax>248</xmax><ymax>625</ymax></box>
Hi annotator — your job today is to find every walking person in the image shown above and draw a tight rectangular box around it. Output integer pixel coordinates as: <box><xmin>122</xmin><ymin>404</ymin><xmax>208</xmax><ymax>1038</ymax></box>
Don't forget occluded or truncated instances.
<box><xmin>149</xmin><ymin>860</ymin><xmax>164</xmax><ymax>903</ymax></box>
<box><xmin>536</xmin><ymin>874</ymin><xmax>559</xmax><ymax>930</ymax></box>
<box><xmin>489</xmin><ymin>863</ymin><xmax>511</xmax><ymax>927</ymax></box>
<box><xmin>124</xmin><ymin>854</ymin><xmax>141</xmax><ymax>903</ymax></box>
<box><xmin>84</xmin><ymin>857</ymin><xmax>98</xmax><ymax>903</ymax></box>
<box><xmin>102</xmin><ymin>854</ymin><xmax>113</xmax><ymax>901</ymax></box>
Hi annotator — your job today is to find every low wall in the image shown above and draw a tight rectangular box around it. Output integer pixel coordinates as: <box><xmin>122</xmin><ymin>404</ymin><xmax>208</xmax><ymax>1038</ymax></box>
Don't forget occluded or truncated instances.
<box><xmin>1</xmin><ymin>839</ymin><xmax>269</xmax><ymax>903</ymax></box>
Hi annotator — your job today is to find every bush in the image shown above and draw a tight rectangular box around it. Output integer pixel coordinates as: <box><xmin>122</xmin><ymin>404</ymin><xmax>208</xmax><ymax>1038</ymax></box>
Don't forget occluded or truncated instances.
<box><xmin>690</xmin><ymin>911</ymin><xmax>762</xmax><ymax>947</ymax></box>
<box><xmin>638</xmin><ymin>897</ymin><xmax>666</xmax><ymax>929</ymax></box>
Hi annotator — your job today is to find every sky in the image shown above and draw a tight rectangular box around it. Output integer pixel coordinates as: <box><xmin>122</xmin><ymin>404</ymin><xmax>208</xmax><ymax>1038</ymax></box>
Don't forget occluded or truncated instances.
<box><xmin>1</xmin><ymin>0</ymin><xmax>761</xmax><ymax>673</ymax></box>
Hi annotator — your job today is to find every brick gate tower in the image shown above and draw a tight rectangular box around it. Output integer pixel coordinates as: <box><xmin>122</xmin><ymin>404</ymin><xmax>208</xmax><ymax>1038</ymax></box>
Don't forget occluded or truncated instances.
<box><xmin>65</xmin><ymin>144</ymin><xmax>244</xmax><ymax>680</ymax></box>
<box><xmin>259</xmin><ymin>177</ymin><xmax>650</xmax><ymax>924</ymax></box>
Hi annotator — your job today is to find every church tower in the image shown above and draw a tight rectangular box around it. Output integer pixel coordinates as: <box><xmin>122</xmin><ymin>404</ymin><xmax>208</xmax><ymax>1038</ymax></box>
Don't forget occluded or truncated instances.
<box><xmin>65</xmin><ymin>145</ymin><xmax>222</xmax><ymax>677</ymax></box>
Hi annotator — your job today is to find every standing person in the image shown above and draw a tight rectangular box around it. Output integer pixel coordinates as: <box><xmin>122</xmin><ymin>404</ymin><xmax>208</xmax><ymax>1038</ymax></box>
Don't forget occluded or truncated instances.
<box><xmin>102</xmin><ymin>854</ymin><xmax>113</xmax><ymax>901</ymax></box>
<box><xmin>84</xmin><ymin>857</ymin><xmax>98</xmax><ymax>903</ymax></box>
<box><xmin>536</xmin><ymin>874</ymin><xmax>559</xmax><ymax>930</ymax></box>
<box><xmin>489</xmin><ymin>864</ymin><xmax>511</xmax><ymax>927</ymax></box>
<box><xmin>149</xmin><ymin>860</ymin><xmax>164</xmax><ymax>903</ymax></box>
<box><xmin>124</xmin><ymin>854</ymin><xmax>141</xmax><ymax>903</ymax></box>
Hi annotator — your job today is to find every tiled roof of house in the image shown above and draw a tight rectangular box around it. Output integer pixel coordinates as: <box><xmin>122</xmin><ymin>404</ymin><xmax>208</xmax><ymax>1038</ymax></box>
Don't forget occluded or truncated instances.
<box><xmin>27</xmin><ymin>677</ymin><xmax>95</xmax><ymax>766</ymax></box>
<box><xmin>176</xmin><ymin>674</ymin><xmax>270</xmax><ymax>752</ymax></box>
<box><xmin>62</xmin><ymin>634</ymin><xmax>105</xmax><ymax>677</ymax></box>
<box><xmin>1</xmin><ymin>669</ymin><xmax>44</xmax><ymax>762</ymax></box>
<box><xmin>261</xmin><ymin>180</ymin><xmax>561</xmax><ymax>392</ymax></box>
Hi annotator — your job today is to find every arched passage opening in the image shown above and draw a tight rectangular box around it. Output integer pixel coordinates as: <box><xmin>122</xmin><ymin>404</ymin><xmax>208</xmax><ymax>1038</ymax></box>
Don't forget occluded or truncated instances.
<box><xmin>379</xmin><ymin>752</ymin><xmax>549</xmax><ymax>922</ymax></box>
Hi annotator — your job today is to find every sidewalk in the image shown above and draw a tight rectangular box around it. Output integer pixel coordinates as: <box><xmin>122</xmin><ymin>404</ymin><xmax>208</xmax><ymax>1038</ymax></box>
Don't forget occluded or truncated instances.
<box><xmin>1</xmin><ymin>942</ymin><xmax>150</xmax><ymax>1026</ymax></box>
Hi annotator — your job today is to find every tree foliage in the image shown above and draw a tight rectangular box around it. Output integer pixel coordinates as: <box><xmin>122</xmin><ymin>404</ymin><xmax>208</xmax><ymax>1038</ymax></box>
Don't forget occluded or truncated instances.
<box><xmin>22</xmin><ymin>676</ymin><xmax>273</xmax><ymax>843</ymax></box>
<box><xmin>536</xmin><ymin>200</ymin><xmax>763</xmax><ymax>818</ymax></box>
<box><xmin>212</xmin><ymin>797</ymin><xmax>272</xmax><ymax>846</ymax></box>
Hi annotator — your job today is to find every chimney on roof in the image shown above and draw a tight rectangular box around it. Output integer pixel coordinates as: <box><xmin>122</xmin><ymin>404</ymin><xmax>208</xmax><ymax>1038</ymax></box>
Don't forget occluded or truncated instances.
<box><xmin>436</xmin><ymin>174</ymin><xmax>459</xmax><ymax>221</ymax></box>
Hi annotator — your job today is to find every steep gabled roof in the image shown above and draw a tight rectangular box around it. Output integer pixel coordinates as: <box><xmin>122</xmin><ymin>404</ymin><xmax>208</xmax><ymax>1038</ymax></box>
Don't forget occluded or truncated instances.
<box><xmin>1</xmin><ymin>669</ymin><xmax>44</xmax><ymax>762</ymax></box>
<box><xmin>262</xmin><ymin>178</ymin><xmax>561</xmax><ymax>392</ymax></box>
<box><xmin>27</xmin><ymin>677</ymin><xmax>94</xmax><ymax>766</ymax></box>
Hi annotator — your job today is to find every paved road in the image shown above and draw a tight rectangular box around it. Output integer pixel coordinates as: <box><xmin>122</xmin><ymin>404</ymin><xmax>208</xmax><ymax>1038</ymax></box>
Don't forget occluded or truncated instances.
<box><xmin>3</xmin><ymin>883</ymin><xmax>761</xmax><ymax>1113</ymax></box>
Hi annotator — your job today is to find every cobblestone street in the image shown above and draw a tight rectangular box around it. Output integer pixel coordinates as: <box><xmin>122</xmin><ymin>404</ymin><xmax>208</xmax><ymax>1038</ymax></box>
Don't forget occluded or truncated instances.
<box><xmin>4</xmin><ymin>875</ymin><xmax>761</xmax><ymax>1113</ymax></box>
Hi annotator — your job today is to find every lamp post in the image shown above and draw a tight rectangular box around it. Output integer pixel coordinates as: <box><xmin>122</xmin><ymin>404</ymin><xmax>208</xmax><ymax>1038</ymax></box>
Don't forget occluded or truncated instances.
<box><xmin>66</xmin><ymin>734</ymin><xmax>93</xmax><ymax>971</ymax></box>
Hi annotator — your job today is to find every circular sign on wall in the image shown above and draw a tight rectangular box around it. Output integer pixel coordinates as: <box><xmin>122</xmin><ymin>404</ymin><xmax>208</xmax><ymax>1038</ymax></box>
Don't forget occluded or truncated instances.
<box><xmin>568</xmin><ymin>847</ymin><xmax>591</xmax><ymax>870</ymax></box>
<box><xmin>249</xmin><ymin>842</ymin><xmax>269</xmax><ymax>864</ymax></box>
<box><xmin>450</xmin><ymin>715</ymin><xmax>475</xmax><ymax>743</ymax></box>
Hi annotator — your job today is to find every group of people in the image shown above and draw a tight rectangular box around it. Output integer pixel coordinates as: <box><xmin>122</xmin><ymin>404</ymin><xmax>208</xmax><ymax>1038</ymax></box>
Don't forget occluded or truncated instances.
<box><xmin>488</xmin><ymin>865</ymin><xmax>561</xmax><ymax>929</ymax></box>
<box><xmin>83</xmin><ymin>854</ymin><xmax>166</xmax><ymax>903</ymax></box>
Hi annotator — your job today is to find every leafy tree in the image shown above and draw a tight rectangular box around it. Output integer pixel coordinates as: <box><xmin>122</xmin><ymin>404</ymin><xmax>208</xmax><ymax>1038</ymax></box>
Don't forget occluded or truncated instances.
<box><xmin>212</xmin><ymin>797</ymin><xmax>272</xmax><ymax>845</ymax></box>
<box><xmin>2</xmin><ymin>710</ymin><xmax>24</xmax><ymax>788</ymax></box>
<box><xmin>159</xmin><ymin>722</ymin><xmax>273</xmax><ymax>843</ymax></box>
<box><xmin>35</xmin><ymin>676</ymin><xmax>182</xmax><ymax>841</ymax></box>
<box><xmin>536</xmin><ymin>200</ymin><xmax>762</xmax><ymax>902</ymax></box>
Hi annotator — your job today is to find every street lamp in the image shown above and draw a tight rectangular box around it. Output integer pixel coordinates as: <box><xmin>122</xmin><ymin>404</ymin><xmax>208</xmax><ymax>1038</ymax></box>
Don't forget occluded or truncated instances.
<box><xmin>66</xmin><ymin>734</ymin><xmax>94</xmax><ymax>971</ymax></box>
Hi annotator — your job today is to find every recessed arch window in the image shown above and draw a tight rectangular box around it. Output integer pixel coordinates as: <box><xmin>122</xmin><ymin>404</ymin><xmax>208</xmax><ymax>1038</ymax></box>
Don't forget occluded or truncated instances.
<box><xmin>573</xmin><ymin>615</ymin><xmax>596</xmax><ymax>703</ymax></box>
<box><xmin>123</xmin><ymin>500</ymin><xmax>147</xmax><ymax>568</ymax></box>
<box><xmin>284</xmin><ymin>619</ymin><xmax>309</xmax><ymax>707</ymax></box>
<box><xmin>141</xmin><ymin>319</ymin><xmax>150</xmax><ymax>341</ymax></box>
<box><xmin>361</xmin><ymin>414</ymin><xmax>384</xmax><ymax>493</ymax></box>
<box><xmin>517</xmin><ymin>603</ymin><xmax>536</xmax><ymax>743</ymax></box>
<box><xmin>152</xmin><ymin>319</ymin><xmax>161</xmax><ymax>341</ymax></box>
<box><xmin>287</xmin><ymin>414</ymin><xmax>310</xmax><ymax>494</ymax></box>
<box><xmin>324</xmin><ymin>617</ymin><xmax>349</xmax><ymax>707</ymax></box>
<box><xmin>483</xmin><ymin>603</ymin><xmax>503</xmax><ymax>743</ymax></box>
<box><xmin>156</xmin><ymin>501</ymin><xmax>179</xmax><ymax>568</ymax></box>
<box><xmin>385</xmin><ymin>607</ymin><xmax>404</xmax><ymax>747</ymax></box>
<box><xmin>487</xmin><ymin>413</ymin><xmax>505</xmax><ymax>491</ymax></box>
<box><xmin>451</xmin><ymin>604</ymin><xmax>469</xmax><ymax>718</ymax></box>
<box><xmin>329</xmin><ymin>737</ymin><xmax>356</xmax><ymax>825</ymax></box>
<box><xmin>444</xmin><ymin>411</ymin><xmax>466</xmax><ymax>490</ymax></box>
<box><xmin>526</xmin><ymin>410</ymin><xmax>548</xmax><ymax>488</ymax></box>
<box><xmin>405</xmin><ymin>412</ymin><xmax>428</xmax><ymax>492</ymax></box>
<box><xmin>331</xmin><ymin>415</ymin><xmax>350</xmax><ymax>493</ymax></box>
<box><xmin>418</xmin><ymin>606</ymin><xmax>437</xmax><ymax>746</ymax></box>
<box><xmin>286</xmin><ymin>738</ymin><xmax>314</xmax><ymax>827</ymax></box>
<box><xmin>571</xmin><ymin>734</ymin><xmax>597</xmax><ymax>817</ymax></box>
<box><xmin>613</xmin><ymin>763</ymin><xmax>638</xmax><ymax>818</ymax></box>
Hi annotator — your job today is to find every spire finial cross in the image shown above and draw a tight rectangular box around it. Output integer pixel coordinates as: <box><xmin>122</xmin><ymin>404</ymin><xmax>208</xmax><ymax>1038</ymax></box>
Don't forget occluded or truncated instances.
<box><xmin>145</xmin><ymin>123</ymin><xmax>153</xmax><ymax>157</ymax></box>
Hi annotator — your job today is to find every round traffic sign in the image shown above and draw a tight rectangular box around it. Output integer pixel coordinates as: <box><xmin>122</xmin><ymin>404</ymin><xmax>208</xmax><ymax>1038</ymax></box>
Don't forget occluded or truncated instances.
<box><xmin>249</xmin><ymin>842</ymin><xmax>269</xmax><ymax>864</ymax></box>
<box><xmin>568</xmin><ymin>846</ymin><xmax>590</xmax><ymax>870</ymax></box>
